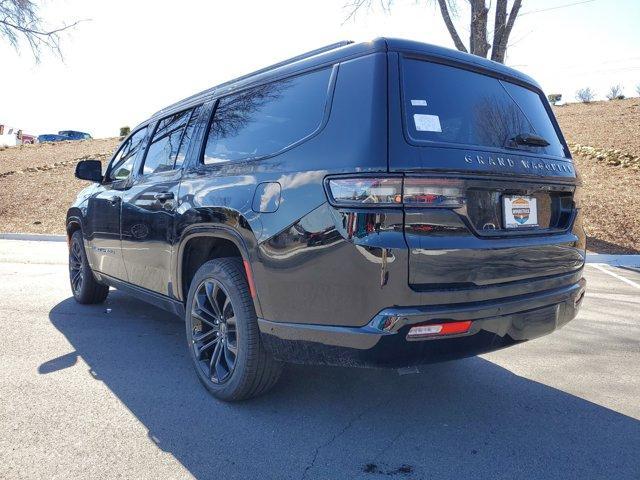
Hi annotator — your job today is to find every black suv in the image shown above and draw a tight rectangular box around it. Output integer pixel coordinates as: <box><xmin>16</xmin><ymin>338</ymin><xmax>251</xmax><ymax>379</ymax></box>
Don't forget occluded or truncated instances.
<box><xmin>68</xmin><ymin>38</ymin><xmax>586</xmax><ymax>401</ymax></box>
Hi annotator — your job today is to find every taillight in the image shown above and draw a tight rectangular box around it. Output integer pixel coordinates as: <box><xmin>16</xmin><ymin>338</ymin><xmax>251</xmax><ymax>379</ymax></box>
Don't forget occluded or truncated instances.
<box><xmin>403</xmin><ymin>178</ymin><xmax>464</xmax><ymax>208</ymax></box>
<box><xmin>325</xmin><ymin>176</ymin><xmax>464</xmax><ymax>208</ymax></box>
<box><xmin>326</xmin><ymin>177</ymin><xmax>403</xmax><ymax>206</ymax></box>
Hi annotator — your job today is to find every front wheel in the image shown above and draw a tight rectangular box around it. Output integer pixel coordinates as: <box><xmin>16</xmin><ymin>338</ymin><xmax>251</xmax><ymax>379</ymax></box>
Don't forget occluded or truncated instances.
<box><xmin>185</xmin><ymin>258</ymin><xmax>282</xmax><ymax>401</ymax></box>
<box><xmin>68</xmin><ymin>230</ymin><xmax>109</xmax><ymax>304</ymax></box>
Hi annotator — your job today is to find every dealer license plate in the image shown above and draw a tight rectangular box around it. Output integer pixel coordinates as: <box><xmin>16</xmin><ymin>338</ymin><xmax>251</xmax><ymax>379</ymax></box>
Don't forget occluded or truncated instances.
<box><xmin>503</xmin><ymin>195</ymin><xmax>538</xmax><ymax>228</ymax></box>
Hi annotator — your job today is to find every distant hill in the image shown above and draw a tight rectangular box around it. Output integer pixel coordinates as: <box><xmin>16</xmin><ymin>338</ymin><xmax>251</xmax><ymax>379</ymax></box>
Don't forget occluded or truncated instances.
<box><xmin>554</xmin><ymin>98</ymin><xmax>640</xmax><ymax>156</ymax></box>
<box><xmin>554</xmin><ymin>98</ymin><xmax>640</xmax><ymax>253</ymax></box>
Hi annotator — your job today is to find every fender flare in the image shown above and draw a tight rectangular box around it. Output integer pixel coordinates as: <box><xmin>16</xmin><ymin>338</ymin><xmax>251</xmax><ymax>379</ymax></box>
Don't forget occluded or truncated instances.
<box><xmin>66</xmin><ymin>212</ymin><xmax>84</xmax><ymax>240</ymax></box>
<box><xmin>173</xmin><ymin>225</ymin><xmax>263</xmax><ymax>316</ymax></box>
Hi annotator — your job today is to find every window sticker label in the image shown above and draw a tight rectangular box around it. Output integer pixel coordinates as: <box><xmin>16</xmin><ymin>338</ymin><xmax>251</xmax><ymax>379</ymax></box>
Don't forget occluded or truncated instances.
<box><xmin>411</xmin><ymin>99</ymin><xmax>428</xmax><ymax>106</ymax></box>
<box><xmin>413</xmin><ymin>114</ymin><xmax>442</xmax><ymax>132</ymax></box>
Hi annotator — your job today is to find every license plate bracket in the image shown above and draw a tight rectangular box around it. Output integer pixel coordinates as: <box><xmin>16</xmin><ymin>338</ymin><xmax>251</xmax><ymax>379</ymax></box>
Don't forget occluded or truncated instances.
<box><xmin>503</xmin><ymin>195</ymin><xmax>538</xmax><ymax>228</ymax></box>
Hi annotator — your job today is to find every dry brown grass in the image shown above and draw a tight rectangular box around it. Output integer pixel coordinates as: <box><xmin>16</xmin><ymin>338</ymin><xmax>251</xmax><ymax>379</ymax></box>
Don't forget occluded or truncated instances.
<box><xmin>0</xmin><ymin>138</ymin><xmax>119</xmax><ymax>175</ymax></box>
<box><xmin>554</xmin><ymin>98</ymin><xmax>640</xmax><ymax>253</ymax></box>
<box><xmin>553</xmin><ymin>98</ymin><xmax>640</xmax><ymax>153</ymax></box>
<box><xmin>0</xmin><ymin>163</ymin><xmax>80</xmax><ymax>234</ymax></box>
<box><xmin>0</xmin><ymin>99</ymin><xmax>639</xmax><ymax>253</ymax></box>
<box><xmin>0</xmin><ymin>139</ymin><xmax>119</xmax><ymax>235</ymax></box>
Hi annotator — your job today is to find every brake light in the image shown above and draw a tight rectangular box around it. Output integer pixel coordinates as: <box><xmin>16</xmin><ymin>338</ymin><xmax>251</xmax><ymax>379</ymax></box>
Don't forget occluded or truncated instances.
<box><xmin>326</xmin><ymin>177</ymin><xmax>464</xmax><ymax>208</ymax></box>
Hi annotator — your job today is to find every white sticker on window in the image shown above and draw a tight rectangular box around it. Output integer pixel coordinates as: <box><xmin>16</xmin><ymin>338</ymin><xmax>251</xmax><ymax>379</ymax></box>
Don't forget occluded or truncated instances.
<box><xmin>411</xmin><ymin>99</ymin><xmax>428</xmax><ymax>106</ymax></box>
<box><xmin>413</xmin><ymin>114</ymin><xmax>442</xmax><ymax>132</ymax></box>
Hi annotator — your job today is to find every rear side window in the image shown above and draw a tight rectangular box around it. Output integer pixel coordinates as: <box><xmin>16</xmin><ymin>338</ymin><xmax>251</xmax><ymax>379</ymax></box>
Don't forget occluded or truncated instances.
<box><xmin>402</xmin><ymin>59</ymin><xmax>566</xmax><ymax>158</ymax></box>
<box><xmin>202</xmin><ymin>67</ymin><xmax>332</xmax><ymax>164</ymax></box>
<box><xmin>108</xmin><ymin>127</ymin><xmax>148</xmax><ymax>181</ymax></box>
<box><xmin>143</xmin><ymin>107</ymin><xmax>201</xmax><ymax>175</ymax></box>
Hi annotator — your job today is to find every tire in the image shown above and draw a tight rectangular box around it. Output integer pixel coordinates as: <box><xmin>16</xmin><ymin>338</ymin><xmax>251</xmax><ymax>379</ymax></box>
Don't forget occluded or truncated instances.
<box><xmin>68</xmin><ymin>230</ymin><xmax>109</xmax><ymax>304</ymax></box>
<box><xmin>185</xmin><ymin>258</ymin><xmax>282</xmax><ymax>401</ymax></box>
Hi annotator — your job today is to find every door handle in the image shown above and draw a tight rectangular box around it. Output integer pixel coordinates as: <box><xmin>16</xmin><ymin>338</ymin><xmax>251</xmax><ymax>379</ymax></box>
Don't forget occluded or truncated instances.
<box><xmin>154</xmin><ymin>192</ymin><xmax>175</xmax><ymax>202</ymax></box>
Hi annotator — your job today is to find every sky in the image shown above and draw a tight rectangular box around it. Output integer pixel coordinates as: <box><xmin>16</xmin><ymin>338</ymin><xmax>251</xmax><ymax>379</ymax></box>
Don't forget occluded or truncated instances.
<box><xmin>2</xmin><ymin>0</ymin><xmax>639</xmax><ymax>137</ymax></box>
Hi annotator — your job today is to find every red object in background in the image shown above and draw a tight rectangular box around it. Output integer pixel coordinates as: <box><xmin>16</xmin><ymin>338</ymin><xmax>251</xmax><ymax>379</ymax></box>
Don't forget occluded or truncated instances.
<box><xmin>20</xmin><ymin>134</ymin><xmax>36</xmax><ymax>144</ymax></box>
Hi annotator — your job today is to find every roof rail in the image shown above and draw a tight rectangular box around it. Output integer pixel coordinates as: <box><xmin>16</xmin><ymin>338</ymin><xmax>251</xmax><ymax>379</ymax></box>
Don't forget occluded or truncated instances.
<box><xmin>213</xmin><ymin>40</ymin><xmax>354</xmax><ymax>92</ymax></box>
<box><xmin>151</xmin><ymin>40</ymin><xmax>354</xmax><ymax>119</ymax></box>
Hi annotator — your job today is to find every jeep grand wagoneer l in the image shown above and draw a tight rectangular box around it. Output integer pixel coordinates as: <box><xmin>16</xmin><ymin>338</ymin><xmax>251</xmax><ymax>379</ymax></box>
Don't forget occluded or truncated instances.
<box><xmin>68</xmin><ymin>39</ymin><xmax>586</xmax><ymax>401</ymax></box>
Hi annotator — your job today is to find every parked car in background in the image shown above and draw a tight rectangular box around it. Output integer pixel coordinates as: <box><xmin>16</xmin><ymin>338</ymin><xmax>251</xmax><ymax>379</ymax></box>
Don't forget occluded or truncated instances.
<box><xmin>68</xmin><ymin>38</ymin><xmax>586</xmax><ymax>402</ymax></box>
<box><xmin>37</xmin><ymin>130</ymin><xmax>93</xmax><ymax>143</ymax></box>
<box><xmin>0</xmin><ymin>125</ymin><xmax>36</xmax><ymax>146</ymax></box>
<box><xmin>19</xmin><ymin>133</ymin><xmax>36</xmax><ymax>144</ymax></box>
<box><xmin>0</xmin><ymin>125</ymin><xmax>18</xmax><ymax>147</ymax></box>
<box><xmin>59</xmin><ymin>130</ymin><xmax>92</xmax><ymax>140</ymax></box>
<box><xmin>37</xmin><ymin>134</ymin><xmax>69</xmax><ymax>143</ymax></box>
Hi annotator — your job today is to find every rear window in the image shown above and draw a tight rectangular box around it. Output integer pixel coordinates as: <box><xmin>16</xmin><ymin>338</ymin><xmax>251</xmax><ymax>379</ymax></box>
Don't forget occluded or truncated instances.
<box><xmin>402</xmin><ymin>59</ymin><xmax>566</xmax><ymax>158</ymax></box>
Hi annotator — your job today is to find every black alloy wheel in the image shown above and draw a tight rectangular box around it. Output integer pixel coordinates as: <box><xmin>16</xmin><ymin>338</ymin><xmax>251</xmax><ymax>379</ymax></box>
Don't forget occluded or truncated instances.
<box><xmin>190</xmin><ymin>279</ymin><xmax>238</xmax><ymax>384</ymax></box>
<box><xmin>185</xmin><ymin>258</ymin><xmax>282</xmax><ymax>401</ymax></box>
<box><xmin>68</xmin><ymin>230</ymin><xmax>109</xmax><ymax>304</ymax></box>
<box><xmin>69</xmin><ymin>239</ymin><xmax>84</xmax><ymax>295</ymax></box>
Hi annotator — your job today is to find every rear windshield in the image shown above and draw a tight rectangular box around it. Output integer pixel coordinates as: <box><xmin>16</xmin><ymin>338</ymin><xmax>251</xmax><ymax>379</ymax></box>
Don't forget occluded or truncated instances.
<box><xmin>402</xmin><ymin>58</ymin><xmax>566</xmax><ymax>158</ymax></box>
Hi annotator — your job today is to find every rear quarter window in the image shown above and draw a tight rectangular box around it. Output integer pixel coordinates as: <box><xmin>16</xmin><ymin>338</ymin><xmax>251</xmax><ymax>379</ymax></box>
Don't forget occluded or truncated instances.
<box><xmin>202</xmin><ymin>67</ymin><xmax>332</xmax><ymax>164</ymax></box>
<box><xmin>402</xmin><ymin>58</ymin><xmax>566</xmax><ymax>158</ymax></box>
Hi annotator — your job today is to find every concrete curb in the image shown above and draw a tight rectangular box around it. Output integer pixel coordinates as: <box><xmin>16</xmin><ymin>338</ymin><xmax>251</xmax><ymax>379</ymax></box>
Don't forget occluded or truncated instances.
<box><xmin>0</xmin><ymin>233</ymin><xmax>66</xmax><ymax>242</ymax></box>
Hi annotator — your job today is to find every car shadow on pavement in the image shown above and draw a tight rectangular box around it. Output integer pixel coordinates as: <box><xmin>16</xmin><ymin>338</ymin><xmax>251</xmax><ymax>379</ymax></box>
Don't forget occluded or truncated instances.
<box><xmin>47</xmin><ymin>292</ymin><xmax>639</xmax><ymax>480</ymax></box>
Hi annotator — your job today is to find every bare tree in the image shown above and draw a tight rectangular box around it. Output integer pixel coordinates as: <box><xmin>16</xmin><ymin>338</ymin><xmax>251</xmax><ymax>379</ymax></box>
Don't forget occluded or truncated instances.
<box><xmin>576</xmin><ymin>87</ymin><xmax>595</xmax><ymax>103</ymax></box>
<box><xmin>0</xmin><ymin>0</ymin><xmax>82</xmax><ymax>61</ymax></box>
<box><xmin>606</xmin><ymin>84</ymin><xmax>624</xmax><ymax>100</ymax></box>
<box><xmin>344</xmin><ymin>0</ymin><xmax>522</xmax><ymax>64</ymax></box>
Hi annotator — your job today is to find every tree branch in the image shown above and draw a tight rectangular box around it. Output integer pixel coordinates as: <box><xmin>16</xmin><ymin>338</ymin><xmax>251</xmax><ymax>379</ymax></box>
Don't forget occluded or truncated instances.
<box><xmin>0</xmin><ymin>0</ymin><xmax>84</xmax><ymax>61</ymax></box>
<box><xmin>469</xmin><ymin>0</ymin><xmax>490</xmax><ymax>57</ymax></box>
<box><xmin>436</xmin><ymin>0</ymin><xmax>467</xmax><ymax>53</ymax></box>
<box><xmin>491</xmin><ymin>0</ymin><xmax>521</xmax><ymax>62</ymax></box>
<box><xmin>343</xmin><ymin>0</ymin><xmax>394</xmax><ymax>23</ymax></box>
<box><xmin>491</xmin><ymin>0</ymin><xmax>507</xmax><ymax>60</ymax></box>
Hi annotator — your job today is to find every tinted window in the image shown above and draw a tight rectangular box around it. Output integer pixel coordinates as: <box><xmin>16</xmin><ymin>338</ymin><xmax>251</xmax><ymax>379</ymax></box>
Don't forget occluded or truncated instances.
<box><xmin>202</xmin><ymin>67</ymin><xmax>332</xmax><ymax>164</ymax></box>
<box><xmin>142</xmin><ymin>109</ymin><xmax>194</xmax><ymax>175</ymax></box>
<box><xmin>402</xmin><ymin>59</ymin><xmax>566</xmax><ymax>157</ymax></box>
<box><xmin>175</xmin><ymin>106</ymin><xmax>202</xmax><ymax>168</ymax></box>
<box><xmin>108</xmin><ymin>127</ymin><xmax>148</xmax><ymax>181</ymax></box>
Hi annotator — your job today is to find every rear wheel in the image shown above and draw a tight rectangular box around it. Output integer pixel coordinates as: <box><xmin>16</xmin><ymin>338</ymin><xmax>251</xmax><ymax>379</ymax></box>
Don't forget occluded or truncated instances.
<box><xmin>69</xmin><ymin>230</ymin><xmax>109</xmax><ymax>304</ymax></box>
<box><xmin>185</xmin><ymin>258</ymin><xmax>282</xmax><ymax>401</ymax></box>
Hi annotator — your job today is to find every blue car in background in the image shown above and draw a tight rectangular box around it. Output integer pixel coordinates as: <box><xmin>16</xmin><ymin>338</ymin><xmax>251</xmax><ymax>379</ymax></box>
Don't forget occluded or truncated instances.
<box><xmin>59</xmin><ymin>130</ymin><xmax>92</xmax><ymax>140</ymax></box>
<box><xmin>37</xmin><ymin>130</ymin><xmax>92</xmax><ymax>143</ymax></box>
<box><xmin>37</xmin><ymin>134</ymin><xmax>69</xmax><ymax>143</ymax></box>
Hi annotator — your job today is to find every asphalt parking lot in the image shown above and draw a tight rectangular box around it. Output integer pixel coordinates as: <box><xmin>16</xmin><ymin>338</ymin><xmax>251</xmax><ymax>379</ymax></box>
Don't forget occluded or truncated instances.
<box><xmin>0</xmin><ymin>239</ymin><xmax>638</xmax><ymax>480</ymax></box>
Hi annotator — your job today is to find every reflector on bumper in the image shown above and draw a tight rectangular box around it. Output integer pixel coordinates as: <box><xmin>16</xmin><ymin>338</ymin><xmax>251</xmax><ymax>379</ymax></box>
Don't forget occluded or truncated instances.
<box><xmin>407</xmin><ymin>320</ymin><xmax>472</xmax><ymax>339</ymax></box>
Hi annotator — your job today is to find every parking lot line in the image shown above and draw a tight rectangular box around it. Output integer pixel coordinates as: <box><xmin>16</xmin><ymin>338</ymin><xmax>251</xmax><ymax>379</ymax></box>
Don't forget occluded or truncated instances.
<box><xmin>588</xmin><ymin>263</ymin><xmax>640</xmax><ymax>289</ymax></box>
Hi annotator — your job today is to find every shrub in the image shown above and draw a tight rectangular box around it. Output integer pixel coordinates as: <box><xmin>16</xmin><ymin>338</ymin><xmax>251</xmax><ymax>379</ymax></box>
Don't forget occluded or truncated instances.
<box><xmin>119</xmin><ymin>126</ymin><xmax>131</xmax><ymax>137</ymax></box>
<box><xmin>636</xmin><ymin>84</ymin><xmax>640</xmax><ymax>96</ymax></box>
<box><xmin>547</xmin><ymin>93</ymin><xmax>562</xmax><ymax>103</ymax></box>
<box><xmin>576</xmin><ymin>87</ymin><xmax>595</xmax><ymax>103</ymax></box>
<box><xmin>606</xmin><ymin>84</ymin><xmax>623</xmax><ymax>100</ymax></box>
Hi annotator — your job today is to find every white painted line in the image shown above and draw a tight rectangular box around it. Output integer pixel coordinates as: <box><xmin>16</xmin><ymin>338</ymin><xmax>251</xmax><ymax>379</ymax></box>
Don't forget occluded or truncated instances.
<box><xmin>589</xmin><ymin>263</ymin><xmax>640</xmax><ymax>290</ymax></box>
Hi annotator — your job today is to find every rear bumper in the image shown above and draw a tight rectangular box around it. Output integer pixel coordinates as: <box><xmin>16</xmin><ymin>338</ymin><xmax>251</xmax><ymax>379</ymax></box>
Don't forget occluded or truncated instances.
<box><xmin>258</xmin><ymin>278</ymin><xmax>586</xmax><ymax>368</ymax></box>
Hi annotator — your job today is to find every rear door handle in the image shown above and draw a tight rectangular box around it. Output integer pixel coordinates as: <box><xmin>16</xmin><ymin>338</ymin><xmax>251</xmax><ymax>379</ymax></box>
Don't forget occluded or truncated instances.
<box><xmin>154</xmin><ymin>191</ymin><xmax>175</xmax><ymax>202</ymax></box>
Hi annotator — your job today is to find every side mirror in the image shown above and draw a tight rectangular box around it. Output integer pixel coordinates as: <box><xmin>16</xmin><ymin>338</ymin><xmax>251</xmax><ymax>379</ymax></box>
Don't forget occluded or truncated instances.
<box><xmin>75</xmin><ymin>160</ymin><xmax>103</xmax><ymax>182</ymax></box>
